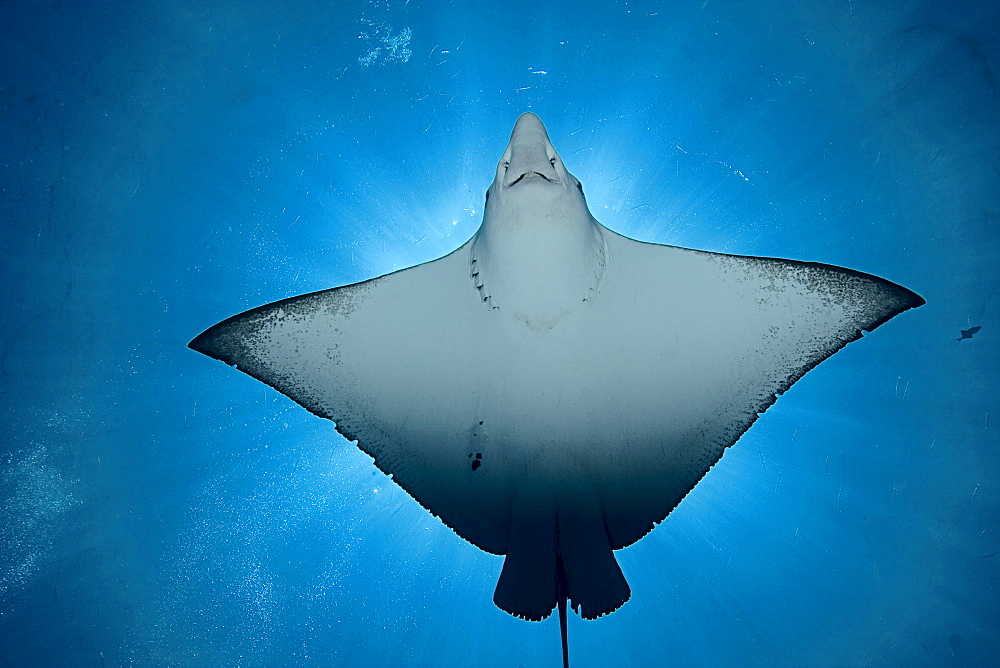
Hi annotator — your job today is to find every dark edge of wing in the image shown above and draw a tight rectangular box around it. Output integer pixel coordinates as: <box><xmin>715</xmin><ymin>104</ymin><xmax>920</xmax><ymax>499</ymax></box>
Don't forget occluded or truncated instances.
<box><xmin>188</xmin><ymin>239</ymin><xmax>474</xmax><ymax>362</ymax></box>
<box><xmin>186</xmin><ymin>241</ymin><xmax>474</xmax><ymax>457</ymax></box>
<box><xmin>737</xmin><ymin>253</ymin><xmax>926</xmax><ymax>314</ymax></box>
<box><xmin>605</xmin><ymin>226</ymin><xmax>925</xmax><ymax>313</ymax></box>
<box><xmin>605</xmin><ymin>237</ymin><xmax>925</xmax><ymax>550</ymax></box>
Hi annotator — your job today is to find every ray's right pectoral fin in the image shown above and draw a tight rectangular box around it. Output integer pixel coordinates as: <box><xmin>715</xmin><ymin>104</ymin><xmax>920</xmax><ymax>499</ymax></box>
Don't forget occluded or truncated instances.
<box><xmin>187</xmin><ymin>280</ymin><xmax>375</xmax><ymax>420</ymax></box>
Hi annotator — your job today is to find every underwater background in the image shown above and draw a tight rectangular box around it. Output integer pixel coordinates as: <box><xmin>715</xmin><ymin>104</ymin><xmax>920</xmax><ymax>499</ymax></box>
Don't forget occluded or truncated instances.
<box><xmin>1</xmin><ymin>0</ymin><xmax>997</xmax><ymax>665</ymax></box>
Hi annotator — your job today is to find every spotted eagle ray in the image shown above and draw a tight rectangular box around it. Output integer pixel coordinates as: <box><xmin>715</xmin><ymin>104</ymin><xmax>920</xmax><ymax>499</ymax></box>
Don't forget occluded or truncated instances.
<box><xmin>190</xmin><ymin>113</ymin><xmax>924</xmax><ymax>667</ymax></box>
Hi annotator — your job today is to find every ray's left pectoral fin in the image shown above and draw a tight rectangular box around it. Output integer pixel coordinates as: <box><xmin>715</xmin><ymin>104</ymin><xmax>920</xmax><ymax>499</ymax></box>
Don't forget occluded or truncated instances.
<box><xmin>592</xmin><ymin>238</ymin><xmax>925</xmax><ymax>554</ymax></box>
<box><xmin>706</xmin><ymin>252</ymin><xmax>926</xmax><ymax>420</ymax></box>
<box><xmin>653</xmin><ymin>244</ymin><xmax>924</xmax><ymax>360</ymax></box>
<box><xmin>792</xmin><ymin>257</ymin><xmax>924</xmax><ymax>332</ymax></box>
<box><xmin>740</xmin><ymin>254</ymin><xmax>924</xmax><ymax>365</ymax></box>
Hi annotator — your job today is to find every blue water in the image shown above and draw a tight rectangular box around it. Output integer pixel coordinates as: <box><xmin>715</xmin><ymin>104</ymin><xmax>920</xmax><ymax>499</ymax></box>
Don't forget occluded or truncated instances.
<box><xmin>1</xmin><ymin>1</ymin><xmax>997</xmax><ymax>665</ymax></box>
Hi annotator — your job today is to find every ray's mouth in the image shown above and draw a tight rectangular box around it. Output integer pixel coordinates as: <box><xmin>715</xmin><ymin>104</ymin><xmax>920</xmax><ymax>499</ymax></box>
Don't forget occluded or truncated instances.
<box><xmin>505</xmin><ymin>171</ymin><xmax>560</xmax><ymax>188</ymax></box>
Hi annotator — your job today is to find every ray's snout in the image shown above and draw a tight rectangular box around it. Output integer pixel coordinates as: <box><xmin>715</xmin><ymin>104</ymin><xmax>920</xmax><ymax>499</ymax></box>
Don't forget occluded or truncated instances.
<box><xmin>502</xmin><ymin>113</ymin><xmax>561</xmax><ymax>188</ymax></box>
<box><xmin>512</xmin><ymin>112</ymin><xmax>548</xmax><ymax>137</ymax></box>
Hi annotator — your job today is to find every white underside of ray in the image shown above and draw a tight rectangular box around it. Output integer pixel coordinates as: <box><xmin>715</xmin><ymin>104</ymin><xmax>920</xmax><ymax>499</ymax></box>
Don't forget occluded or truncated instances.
<box><xmin>192</xmin><ymin>225</ymin><xmax>919</xmax><ymax>612</ymax></box>
<box><xmin>190</xmin><ymin>113</ymin><xmax>923</xmax><ymax>624</ymax></box>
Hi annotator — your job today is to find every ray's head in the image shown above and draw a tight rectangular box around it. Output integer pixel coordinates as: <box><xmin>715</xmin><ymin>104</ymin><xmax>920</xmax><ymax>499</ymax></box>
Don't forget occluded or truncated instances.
<box><xmin>484</xmin><ymin>113</ymin><xmax>592</xmax><ymax>225</ymax></box>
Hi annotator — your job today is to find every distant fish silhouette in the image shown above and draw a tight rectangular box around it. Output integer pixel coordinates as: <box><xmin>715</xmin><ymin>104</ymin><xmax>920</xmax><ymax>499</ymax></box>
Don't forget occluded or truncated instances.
<box><xmin>956</xmin><ymin>326</ymin><xmax>981</xmax><ymax>342</ymax></box>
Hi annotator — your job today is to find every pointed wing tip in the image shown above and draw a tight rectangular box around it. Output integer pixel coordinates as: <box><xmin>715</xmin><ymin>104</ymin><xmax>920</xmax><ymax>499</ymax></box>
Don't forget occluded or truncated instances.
<box><xmin>903</xmin><ymin>288</ymin><xmax>926</xmax><ymax>310</ymax></box>
<box><xmin>187</xmin><ymin>330</ymin><xmax>211</xmax><ymax>355</ymax></box>
<box><xmin>862</xmin><ymin>280</ymin><xmax>924</xmax><ymax>334</ymax></box>
<box><xmin>883</xmin><ymin>285</ymin><xmax>925</xmax><ymax>327</ymax></box>
<box><xmin>188</xmin><ymin>316</ymin><xmax>256</xmax><ymax>371</ymax></box>
<box><xmin>187</xmin><ymin>326</ymin><xmax>232</xmax><ymax>364</ymax></box>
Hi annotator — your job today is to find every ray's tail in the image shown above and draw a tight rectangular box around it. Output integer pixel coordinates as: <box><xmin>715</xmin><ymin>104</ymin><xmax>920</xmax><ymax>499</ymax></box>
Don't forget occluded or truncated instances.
<box><xmin>556</xmin><ymin>554</ymin><xmax>570</xmax><ymax>668</ymax></box>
